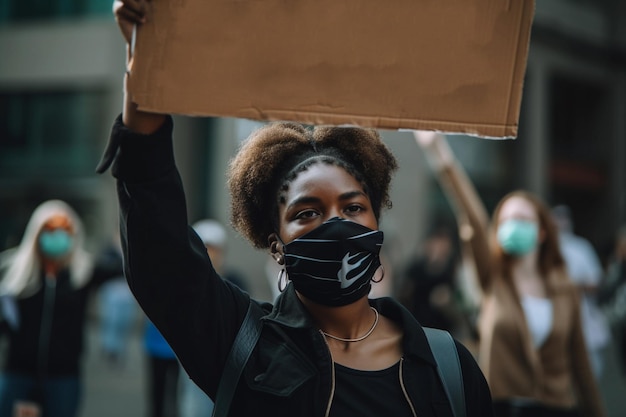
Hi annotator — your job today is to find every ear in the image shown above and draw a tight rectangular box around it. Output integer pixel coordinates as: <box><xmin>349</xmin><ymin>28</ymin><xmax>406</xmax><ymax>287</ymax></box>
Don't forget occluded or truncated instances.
<box><xmin>268</xmin><ymin>233</ymin><xmax>285</xmax><ymax>265</ymax></box>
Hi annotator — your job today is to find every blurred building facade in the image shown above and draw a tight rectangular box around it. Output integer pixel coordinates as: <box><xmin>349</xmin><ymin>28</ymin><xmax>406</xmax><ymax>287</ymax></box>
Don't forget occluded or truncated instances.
<box><xmin>0</xmin><ymin>0</ymin><xmax>625</xmax><ymax>301</ymax></box>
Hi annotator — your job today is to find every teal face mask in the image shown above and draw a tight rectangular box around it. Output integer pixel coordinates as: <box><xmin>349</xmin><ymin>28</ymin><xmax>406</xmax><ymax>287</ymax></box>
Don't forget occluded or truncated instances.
<box><xmin>38</xmin><ymin>230</ymin><xmax>73</xmax><ymax>258</ymax></box>
<box><xmin>497</xmin><ymin>219</ymin><xmax>539</xmax><ymax>256</ymax></box>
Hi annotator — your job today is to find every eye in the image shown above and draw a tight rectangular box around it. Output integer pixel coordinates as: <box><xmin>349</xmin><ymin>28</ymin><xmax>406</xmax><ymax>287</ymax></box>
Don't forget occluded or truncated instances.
<box><xmin>345</xmin><ymin>204</ymin><xmax>364</xmax><ymax>215</ymax></box>
<box><xmin>295</xmin><ymin>209</ymin><xmax>319</xmax><ymax>220</ymax></box>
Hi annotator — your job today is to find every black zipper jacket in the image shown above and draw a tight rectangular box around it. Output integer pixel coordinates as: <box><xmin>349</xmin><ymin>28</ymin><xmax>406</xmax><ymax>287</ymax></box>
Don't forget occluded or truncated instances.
<box><xmin>100</xmin><ymin>115</ymin><xmax>493</xmax><ymax>417</ymax></box>
<box><xmin>0</xmin><ymin>270</ymin><xmax>90</xmax><ymax>377</ymax></box>
<box><xmin>0</xmin><ymin>260</ymin><xmax>122</xmax><ymax>377</ymax></box>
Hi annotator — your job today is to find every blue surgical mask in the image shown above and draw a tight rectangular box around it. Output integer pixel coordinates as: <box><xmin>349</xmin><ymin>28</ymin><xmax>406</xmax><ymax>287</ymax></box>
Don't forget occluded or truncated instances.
<box><xmin>38</xmin><ymin>230</ymin><xmax>73</xmax><ymax>258</ymax></box>
<box><xmin>497</xmin><ymin>219</ymin><xmax>539</xmax><ymax>256</ymax></box>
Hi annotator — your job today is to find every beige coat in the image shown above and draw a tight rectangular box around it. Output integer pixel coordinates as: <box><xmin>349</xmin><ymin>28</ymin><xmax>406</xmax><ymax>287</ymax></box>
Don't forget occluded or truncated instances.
<box><xmin>478</xmin><ymin>272</ymin><xmax>603</xmax><ymax>416</ymax></box>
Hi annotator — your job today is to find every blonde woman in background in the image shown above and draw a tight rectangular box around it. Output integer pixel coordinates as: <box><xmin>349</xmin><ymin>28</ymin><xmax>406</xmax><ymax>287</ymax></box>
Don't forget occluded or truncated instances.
<box><xmin>0</xmin><ymin>200</ymin><xmax>117</xmax><ymax>417</ymax></box>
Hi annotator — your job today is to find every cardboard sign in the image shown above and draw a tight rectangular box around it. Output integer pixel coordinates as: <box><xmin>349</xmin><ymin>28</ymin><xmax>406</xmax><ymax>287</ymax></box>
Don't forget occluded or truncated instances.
<box><xmin>128</xmin><ymin>0</ymin><xmax>535</xmax><ymax>138</ymax></box>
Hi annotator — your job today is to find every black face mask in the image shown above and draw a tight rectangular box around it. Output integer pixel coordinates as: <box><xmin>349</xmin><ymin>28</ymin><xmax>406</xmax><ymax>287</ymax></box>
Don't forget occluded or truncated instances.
<box><xmin>282</xmin><ymin>217</ymin><xmax>384</xmax><ymax>306</ymax></box>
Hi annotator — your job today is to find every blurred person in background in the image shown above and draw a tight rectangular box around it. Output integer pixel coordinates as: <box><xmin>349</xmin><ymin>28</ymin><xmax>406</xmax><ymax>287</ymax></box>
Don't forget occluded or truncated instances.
<box><xmin>0</xmin><ymin>199</ymin><xmax>119</xmax><ymax>417</ymax></box>
<box><xmin>598</xmin><ymin>225</ymin><xmax>626</xmax><ymax>375</ymax></box>
<box><xmin>97</xmin><ymin>233</ymin><xmax>138</xmax><ymax>368</ymax></box>
<box><xmin>144</xmin><ymin>318</ymin><xmax>180</xmax><ymax>417</ymax></box>
<box><xmin>415</xmin><ymin>132</ymin><xmax>606</xmax><ymax>417</ymax></box>
<box><xmin>397</xmin><ymin>222</ymin><xmax>462</xmax><ymax>333</ymax></box>
<box><xmin>552</xmin><ymin>205</ymin><xmax>610</xmax><ymax>379</ymax></box>
<box><xmin>190</xmin><ymin>219</ymin><xmax>248</xmax><ymax>292</ymax></box>
<box><xmin>178</xmin><ymin>219</ymin><xmax>249</xmax><ymax>417</ymax></box>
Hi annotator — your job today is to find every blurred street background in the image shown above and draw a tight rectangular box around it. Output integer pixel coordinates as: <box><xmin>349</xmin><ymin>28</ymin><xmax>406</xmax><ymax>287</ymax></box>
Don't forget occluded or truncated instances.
<box><xmin>82</xmin><ymin>317</ymin><xmax>145</xmax><ymax>417</ymax></box>
<box><xmin>1</xmin><ymin>0</ymin><xmax>626</xmax><ymax>416</ymax></box>
<box><xmin>79</xmin><ymin>314</ymin><xmax>626</xmax><ymax>417</ymax></box>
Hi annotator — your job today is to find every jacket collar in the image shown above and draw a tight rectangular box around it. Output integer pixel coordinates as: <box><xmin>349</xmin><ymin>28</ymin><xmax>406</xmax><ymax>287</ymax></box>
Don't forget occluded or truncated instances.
<box><xmin>265</xmin><ymin>283</ymin><xmax>437</xmax><ymax>367</ymax></box>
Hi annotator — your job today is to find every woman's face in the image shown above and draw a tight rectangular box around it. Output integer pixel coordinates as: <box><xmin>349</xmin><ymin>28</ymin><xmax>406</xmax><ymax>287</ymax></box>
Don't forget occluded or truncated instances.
<box><xmin>497</xmin><ymin>196</ymin><xmax>539</xmax><ymax>226</ymax></box>
<box><xmin>495</xmin><ymin>196</ymin><xmax>544</xmax><ymax>256</ymax></box>
<box><xmin>37</xmin><ymin>213</ymin><xmax>75</xmax><ymax>260</ymax></box>
<box><xmin>276</xmin><ymin>163</ymin><xmax>378</xmax><ymax>244</ymax></box>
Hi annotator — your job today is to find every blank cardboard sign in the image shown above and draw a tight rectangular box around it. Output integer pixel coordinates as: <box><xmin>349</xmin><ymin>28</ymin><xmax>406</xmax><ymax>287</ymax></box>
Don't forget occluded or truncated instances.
<box><xmin>128</xmin><ymin>0</ymin><xmax>534</xmax><ymax>138</ymax></box>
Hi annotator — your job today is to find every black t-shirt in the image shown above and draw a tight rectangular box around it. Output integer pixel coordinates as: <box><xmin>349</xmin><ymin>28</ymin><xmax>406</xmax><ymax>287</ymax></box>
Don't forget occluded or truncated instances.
<box><xmin>329</xmin><ymin>360</ymin><xmax>414</xmax><ymax>417</ymax></box>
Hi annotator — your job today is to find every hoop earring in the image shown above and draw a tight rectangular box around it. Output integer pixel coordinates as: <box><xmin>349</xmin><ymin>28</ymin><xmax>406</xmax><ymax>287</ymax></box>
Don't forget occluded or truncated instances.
<box><xmin>277</xmin><ymin>269</ymin><xmax>288</xmax><ymax>292</ymax></box>
<box><xmin>371</xmin><ymin>265</ymin><xmax>384</xmax><ymax>283</ymax></box>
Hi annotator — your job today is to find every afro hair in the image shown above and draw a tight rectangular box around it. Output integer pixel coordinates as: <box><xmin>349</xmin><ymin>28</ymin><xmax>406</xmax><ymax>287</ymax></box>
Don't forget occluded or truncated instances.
<box><xmin>227</xmin><ymin>122</ymin><xmax>398</xmax><ymax>248</ymax></box>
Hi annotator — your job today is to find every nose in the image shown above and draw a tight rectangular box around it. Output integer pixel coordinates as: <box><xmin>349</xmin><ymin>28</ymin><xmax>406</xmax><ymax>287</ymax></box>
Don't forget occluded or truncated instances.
<box><xmin>323</xmin><ymin>213</ymin><xmax>344</xmax><ymax>223</ymax></box>
<box><xmin>325</xmin><ymin>205</ymin><xmax>343</xmax><ymax>221</ymax></box>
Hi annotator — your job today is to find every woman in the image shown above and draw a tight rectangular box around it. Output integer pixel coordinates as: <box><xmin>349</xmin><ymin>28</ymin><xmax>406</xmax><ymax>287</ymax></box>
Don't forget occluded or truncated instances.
<box><xmin>95</xmin><ymin>2</ymin><xmax>494</xmax><ymax>416</ymax></box>
<box><xmin>414</xmin><ymin>131</ymin><xmax>606</xmax><ymax>417</ymax></box>
<box><xmin>0</xmin><ymin>200</ymin><xmax>111</xmax><ymax>417</ymax></box>
<box><xmin>398</xmin><ymin>224</ymin><xmax>461</xmax><ymax>332</ymax></box>
<box><xmin>143</xmin><ymin>318</ymin><xmax>180</xmax><ymax>417</ymax></box>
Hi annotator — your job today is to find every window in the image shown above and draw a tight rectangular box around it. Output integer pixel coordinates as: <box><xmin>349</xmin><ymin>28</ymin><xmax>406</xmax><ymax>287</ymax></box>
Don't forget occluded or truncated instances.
<box><xmin>0</xmin><ymin>90</ymin><xmax>106</xmax><ymax>177</ymax></box>
<box><xmin>0</xmin><ymin>0</ymin><xmax>111</xmax><ymax>23</ymax></box>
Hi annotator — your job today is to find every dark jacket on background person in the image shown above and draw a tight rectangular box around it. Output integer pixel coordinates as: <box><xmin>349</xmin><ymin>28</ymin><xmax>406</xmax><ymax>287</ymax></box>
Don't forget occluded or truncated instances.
<box><xmin>0</xmin><ymin>266</ymin><xmax>115</xmax><ymax>376</ymax></box>
<box><xmin>401</xmin><ymin>254</ymin><xmax>458</xmax><ymax>331</ymax></box>
<box><xmin>0</xmin><ymin>200</ymin><xmax>122</xmax><ymax>379</ymax></box>
<box><xmin>100</xmin><ymin>115</ymin><xmax>493</xmax><ymax>417</ymax></box>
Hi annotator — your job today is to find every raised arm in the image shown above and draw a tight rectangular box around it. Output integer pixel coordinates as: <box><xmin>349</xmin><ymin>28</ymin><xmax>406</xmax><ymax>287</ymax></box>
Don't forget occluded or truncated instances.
<box><xmin>414</xmin><ymin>131</ymin><xmax>493</xmax><ymax>292</ymax></box>
<box><xmin>98</xmin><ymin>1</ymin><xmax>253</xmax><ymax>399</ymax></box>
<box><xmin>113</xmin><ymin>0</ymin><xmax>166</xmax><ymax>134</ymax></box>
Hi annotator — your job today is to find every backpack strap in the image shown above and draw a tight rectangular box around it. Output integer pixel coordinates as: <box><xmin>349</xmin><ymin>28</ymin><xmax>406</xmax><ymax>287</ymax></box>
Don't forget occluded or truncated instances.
<box><xmin>423</xmin><ymin>327</ymin><xmax>466</xmax><ymax>417</ymax></box>
<box><xmin>212</xmin><ymin>300</ymin><xmax>264</xmax><ymax>417</ymax></box>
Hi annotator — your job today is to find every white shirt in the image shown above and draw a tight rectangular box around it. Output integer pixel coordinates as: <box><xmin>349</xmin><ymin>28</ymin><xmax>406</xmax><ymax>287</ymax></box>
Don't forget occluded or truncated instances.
<box><xmin>521</xmin><ymin>295</ymin><xmax>553</xmax><ymax>349</ymax></box>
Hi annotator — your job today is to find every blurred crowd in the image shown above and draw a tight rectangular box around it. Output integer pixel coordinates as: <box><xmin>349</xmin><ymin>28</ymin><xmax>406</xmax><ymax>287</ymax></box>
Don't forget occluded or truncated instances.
<box><xmin>396</xmin><ymin>203</ymin><xmax>626</xmax><ymax>374</ymax></box>
<box><xmin>0</xmin><ymin>201</ymin><xmax>249</xmax><ymax>417</ymax></box>
<box><xmin>1</xmin><ymin>147</ymin><xmax>625</xmax><ymax>417</ymax></box>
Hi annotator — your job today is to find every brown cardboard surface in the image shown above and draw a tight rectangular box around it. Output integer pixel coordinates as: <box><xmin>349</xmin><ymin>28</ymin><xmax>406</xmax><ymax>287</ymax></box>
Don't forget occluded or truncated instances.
<box><xmin>128</xmin><ymin>0</ymin><xmax>535</xmax><ymax>138</ymax></box>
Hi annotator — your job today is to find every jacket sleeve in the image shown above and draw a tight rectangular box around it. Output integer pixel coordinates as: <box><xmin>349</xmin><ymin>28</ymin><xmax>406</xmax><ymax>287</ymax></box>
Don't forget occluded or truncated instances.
<box><xmin>103</xmin><ymin>114</ymin><xmax>252</xmax><ymax>399</ymax></box>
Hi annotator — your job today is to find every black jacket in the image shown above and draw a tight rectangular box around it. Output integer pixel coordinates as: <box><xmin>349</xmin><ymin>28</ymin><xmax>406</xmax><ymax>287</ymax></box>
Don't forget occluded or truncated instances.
<box><xmin>0</xmin><ymin>269</ymin><xmax>91</xmax><ymax>377</ymax></box>
<box><xmin>0</xmin><ymin>259</ymin><xmax>122</xmax><ymax>377</ymax></box>
<box><xmin>101</xmin><ymin>115</ymin><xmax>493</xmax><ymax>417</ymax></box>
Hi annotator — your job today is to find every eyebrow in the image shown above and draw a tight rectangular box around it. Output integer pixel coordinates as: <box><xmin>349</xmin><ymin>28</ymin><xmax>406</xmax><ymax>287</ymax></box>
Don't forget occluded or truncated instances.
<box><xmin>338</xmin><ymin>191</ymin><xmax>368</xmax><ymax>201</ymax></box>
<box><xmin>285</xmin><ymin>190</ymin><xmax>368</xmax><ymax>211</ymax></box>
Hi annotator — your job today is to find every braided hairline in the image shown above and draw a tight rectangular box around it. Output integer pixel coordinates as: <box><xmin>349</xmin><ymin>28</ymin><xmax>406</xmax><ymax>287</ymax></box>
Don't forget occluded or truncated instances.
<box><xmin>269</xmin><ymin>152</ymin><xmax>370</xmax><ymax>234</ymax></box>
<box><xmin>277</xmin><ymin>154</ymin><xmax>369</xmax><ymax>205</ymax></box>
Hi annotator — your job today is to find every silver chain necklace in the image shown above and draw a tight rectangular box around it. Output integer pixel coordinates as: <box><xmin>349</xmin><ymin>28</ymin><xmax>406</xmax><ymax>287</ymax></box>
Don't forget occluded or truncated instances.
<box><xmin>321</xmin><ymin>307</ymin><xmax>379</xmax><ymax>343</ymax></box>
